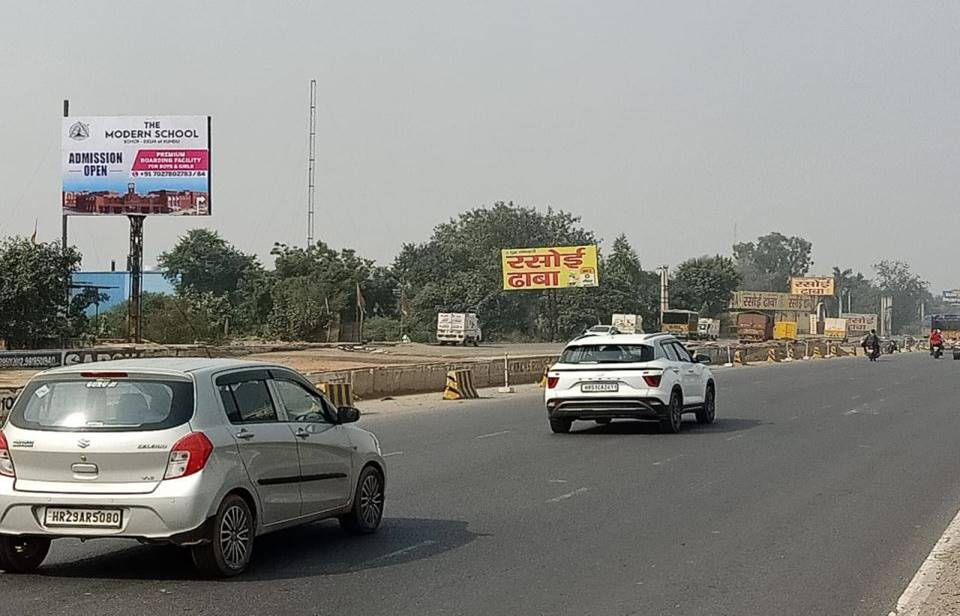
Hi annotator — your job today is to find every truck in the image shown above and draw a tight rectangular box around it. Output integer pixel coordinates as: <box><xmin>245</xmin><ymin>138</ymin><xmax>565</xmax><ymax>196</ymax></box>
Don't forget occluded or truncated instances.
<box><xmin>611</xmin><ymin>313</ymin><xmax>643</xmax><ymax>334</ymax></box>
<box><xmin>737</xmin><ymin>311</ymin><xmax>774</xmax><ymax>342</ymax></box>
<box><xmin>697</xmin><ymin>318</ymin><xmax>720</xmax><ymax>340</ymax></box>
<box><xmin>661</xmin><ymin>310</ymin><xmax>700</xmax><ymax>339</ymax></box>
<box><xmin>436</xmin><ymin>312</ymin><xmax>482</xmax><ymax>346</ymax></box>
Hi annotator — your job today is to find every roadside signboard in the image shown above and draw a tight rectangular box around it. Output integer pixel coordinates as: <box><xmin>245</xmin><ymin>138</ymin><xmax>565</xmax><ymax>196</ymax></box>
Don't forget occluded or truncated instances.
<box><xmin>62</xmin><ymin>116</ymin><xmax>211</xmax><ymax>216</ymax></box>
<box><xmin>0</xmin><ymin>348</ymin><xmax>143</xmax><ymax>370</ymax></box>
<box><xmin>824</xmin><ymin>317</ymin><xmax>847</xmax><ymax>339</ymax></box>
<box><xmin>0</xmin><ymin>389</ymin><xmax>20</xmax><ymax>422</ymax></box>
<box><xmin>943</xmin><ymin>290</ymin><xmax>960</xmax><ymax>305</ymax></box>
<box><xmin>844</xmin><ymin>313</ymin><xmax>878</xmax><ymax>335</ymax></box>
<box><xmin>730</xmin><ymin>291</ymin><xmax>817</xmax><ymax>312</ymax></box>
<box><xmin>790</xmin><ymin>276</ymin><xmax>835</xmax><ymax>296</ymax></box>
<box><xmin>501</xmin><ymin>245</ymin><xmax>599</xmax><ymax>290</ymax></box>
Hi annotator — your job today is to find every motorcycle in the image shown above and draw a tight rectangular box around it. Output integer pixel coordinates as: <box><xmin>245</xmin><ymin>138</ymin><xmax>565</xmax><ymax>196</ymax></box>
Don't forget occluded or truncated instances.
<box><xmin>865</xmin><ymin>345</ymin><xmax>880</xmax><ymax>362</ymax></box>
<box><xmin>931</xmin><ymin>343</ymin><xmax>943</xmax><ymax>359</ymax></box>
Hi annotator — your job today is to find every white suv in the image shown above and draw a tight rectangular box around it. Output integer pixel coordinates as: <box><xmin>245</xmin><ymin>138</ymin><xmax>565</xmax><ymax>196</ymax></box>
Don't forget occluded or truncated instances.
<box><xmin>544</xmin><ymin>333</ymin><xmax>716</xmax><ymax>434</ymax></box>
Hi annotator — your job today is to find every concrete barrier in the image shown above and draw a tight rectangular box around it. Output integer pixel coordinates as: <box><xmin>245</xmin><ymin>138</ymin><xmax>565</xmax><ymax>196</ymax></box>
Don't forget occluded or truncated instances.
<box><xmin>443</xmin><ymin>369</ymin><xmax>479</xmax><ymax>400</ymax></box>
<box><xmin>317</xmin><ymin>382</ymin><xmax>354</xmax><ymax>408</ymax></box>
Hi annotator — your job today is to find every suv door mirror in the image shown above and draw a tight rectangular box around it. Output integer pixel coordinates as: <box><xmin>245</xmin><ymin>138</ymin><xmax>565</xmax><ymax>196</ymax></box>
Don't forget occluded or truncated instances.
<box><xmin>337</xmin><ymin>406</ymin><xmax>361</xmax><ymax>424</ymax></box>
<box><xmin>694</xmin><ymin>353</ymin><xmax>712</xmax><ymax>364</ymax></box>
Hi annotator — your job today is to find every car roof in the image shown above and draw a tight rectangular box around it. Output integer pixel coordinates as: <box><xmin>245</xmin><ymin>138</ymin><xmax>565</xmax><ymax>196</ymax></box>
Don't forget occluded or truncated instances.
<box><xmin>565</xmin><ymin>333</ymin><xmax>675</xmax><ymax>347</ymax></box>
<box><xmin>39</xmin><ymin>357</ymin><xmax>291</xmax><ymax>378</ymax></box>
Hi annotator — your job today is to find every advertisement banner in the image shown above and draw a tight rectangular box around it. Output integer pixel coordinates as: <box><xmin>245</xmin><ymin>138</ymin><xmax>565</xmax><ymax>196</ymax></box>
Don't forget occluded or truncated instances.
<box><xmin>0</xmin><ymin>351</ymin><xmax>63</xmax><ymax>369</ymax></box>
<box><xmin>62</xmin><ymin>116</ymin><xmax>211</xmax><ymax>216</ymax></box>
<box><xmin>790</xmin><ymin>276</ymin><xmax>836</xmax><ymax>296</ymax></box>
<box><xmin>824</xmin><ymin>317</ymin><xmax>847</xmax><ymax>339</ymax></box>
<box><xmin>501</xmin><ymin>245</ymin><xmax>599</xmax><ymax>290</ymax></box>
<box><xmin>844</xmin><ymin>313</ymin><xmax>878</xmax><ymax>334</ymax></box>
<box><xmin>943</xmin><ymin>289</ymin><xmax>960</xmax><ymax>305</ymax></box>
<box><xmin>730</xmin><ymin>291</ymin><xmax>817</xmax><ymax>312</ymax></box>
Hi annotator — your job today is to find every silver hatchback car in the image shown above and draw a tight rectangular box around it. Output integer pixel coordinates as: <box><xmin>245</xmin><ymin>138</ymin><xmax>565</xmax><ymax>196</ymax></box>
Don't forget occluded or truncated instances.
<box><xmin>0</xmin><ymin>358</ymin><xmax>386</xmax><ymax>577</ymax></box>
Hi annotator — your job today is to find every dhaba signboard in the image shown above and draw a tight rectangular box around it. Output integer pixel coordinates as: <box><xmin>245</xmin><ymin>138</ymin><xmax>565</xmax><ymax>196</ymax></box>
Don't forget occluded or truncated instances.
<box><xmin>730</xmin><ymin>291</ymin><xmax>817</xmax><ymax>312</ymax></box>
<box><xmin>501</xmin><ymin>245</ymin><xmax>599</xmax><ymax>290</ymax></box>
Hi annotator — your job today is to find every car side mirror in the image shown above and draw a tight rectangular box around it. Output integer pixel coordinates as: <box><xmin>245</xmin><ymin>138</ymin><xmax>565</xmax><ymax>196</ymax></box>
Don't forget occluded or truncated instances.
<box><xmin>337</xmin><ymin>406</ymin><xmax>361</xmax><ymax>424</ymax></box>
<box><xmin>694</xmin><ymin>353</ymin><xmax>712</xmax><ymax>364</ymax></box>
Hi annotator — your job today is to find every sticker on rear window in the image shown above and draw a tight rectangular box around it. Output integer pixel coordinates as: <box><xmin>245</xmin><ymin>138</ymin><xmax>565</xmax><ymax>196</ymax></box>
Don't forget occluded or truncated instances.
<box><xmin>85</xmin><ymin>380</ymin><xmax>118</xmax><ymax>389</ymax></box>
<box><xmin>34</xmin><ymin>385</ymin><xmax>50</xmax><ymax>398</ymax></box>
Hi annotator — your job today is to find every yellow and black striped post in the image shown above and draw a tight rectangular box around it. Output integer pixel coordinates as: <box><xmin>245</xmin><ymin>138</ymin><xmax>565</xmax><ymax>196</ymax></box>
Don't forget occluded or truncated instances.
<box><xmin>733</xmin><ymin>349</ymin><xmax>748</xmax><ymax>366</ymax></box>
<box><xmin>766</xmin><ymin>348</ymin><xmax>780</xmax><ymax>363</ymax></box>
<box><xmin>787</xmin><ymin>344</ymin><xmax>798</xmax><ymax>361</ymax></box>
<box><xmin>538</xmin><ymin>365</ymin><xmax>549</xmax><ymax>387</ymax></box>
<box><xmin>443</xmin><ymin>369</ymin><xmax>479</xmax><ymax>400</ymax></box>
<box><xmin>317</xmin><ymin>382</ymin><xmax>354</xmax><ymax>408</ymax></box>
<box><xmin>812</xmin><ymin>345</ymin><xmax>823</xmax><ymax>360</ymax></box>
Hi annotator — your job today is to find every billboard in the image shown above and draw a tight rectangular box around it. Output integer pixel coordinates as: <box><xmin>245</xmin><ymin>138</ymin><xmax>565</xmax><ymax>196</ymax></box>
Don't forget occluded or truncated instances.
<box><xmin>790</xmin><ymin>276</ymin><xmax>835</xmax><ymax>296</ymax></box>
<box><xmin>844</xmin><ymin>313</ymin><xmax>878</xmax><ymax>334</ymax></box>
<box><xmin>824</xmin><ymin>317</ymin><xmax>847</xmax><ymax>339</ymax></box>
<box><xmin>943</xmin><ymin>290</ymin><xmax>960</xmax><ymax>305</ymax></box>
<box><xmin>501</xmin><ymin>245</ymin><xmax>599</xmax><ymax>290</ymax></box>
<box><xmin>62</xmin><ymin>116</ymin><xmax>210</xmax><ymax>216</ymax></box>
<box><xmin>730</xmin><ymin>291</ymin><xmax>817</xmax><ymax>312</ymax></box>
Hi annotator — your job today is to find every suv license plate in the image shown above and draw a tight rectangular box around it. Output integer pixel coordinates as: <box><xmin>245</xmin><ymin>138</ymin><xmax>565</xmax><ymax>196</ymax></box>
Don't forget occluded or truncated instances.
<box><xmin>45</xmin><ymin>507</ymin><xmax>122</xmax><ymax>529</ymax></box>
<box><xmin>581</xmin><ymin>382</ymin><xmax>618</xmax><ymax>393</ymax></box>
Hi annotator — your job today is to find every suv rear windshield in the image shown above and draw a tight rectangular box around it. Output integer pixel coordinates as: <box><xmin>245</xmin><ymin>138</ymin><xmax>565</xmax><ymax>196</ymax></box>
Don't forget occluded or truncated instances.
<box><xmin>10</xmin><ymin>378</ymin><xmax>194</xmax><ymax>432</ymax></box>
<box><xmin>560</xmin><ymin>344</ymin><xmax>655</xmax><ymax>364</ymax></box>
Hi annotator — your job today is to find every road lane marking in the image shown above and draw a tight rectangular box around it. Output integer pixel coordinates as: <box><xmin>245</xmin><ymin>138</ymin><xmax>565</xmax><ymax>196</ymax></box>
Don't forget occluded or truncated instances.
<box><xmin>382</xmin><ymin>451</ymin><xmax>404</xmax><ymax>458</ymax></box>
<box><xmin>366</xmin><ymin>540</ymin><xmax>437</xmax><ymax>564</ymax></box>
<box><xmin>475</xmin><ymin>430</ymin><xmax>510</xmax><ymax>439</ymax></box>
<box><xmin>851</xmin><ymin>394</ymin><xmax>862</xmax><ymax>400</ymax></box>
<box><xmin>546</xmin><ymin>487</ymin><xmax>588</xmax><ymax>503</ymax></box>
<box><xmin>888</xmin><ymin>507</ymin><xmax>960</xmax><ymax>615</ymax></box>
<box><xmin>844</xmin><ymin>409</ymin><xmax>860</xmax><ymax>416</ymax></box>
<box><xmin>549</xmin><ymin>479</ymin><xmax>568</xmax><ymax>484</ymax></box>
<box><xmin>652</xmin><ymin>455</ymin><xmax>682</xmax><ymax>466</ymax></box>
<box><xmin>725</xmin><ymin>434</ymin><xmax>746</xmax><ymax>441</ymax></box>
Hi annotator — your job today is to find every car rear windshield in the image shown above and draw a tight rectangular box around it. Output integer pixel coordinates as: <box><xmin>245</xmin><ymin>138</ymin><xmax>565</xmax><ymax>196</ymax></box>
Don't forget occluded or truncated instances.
<box><xmin>560</xmin><ymin>344</ymin><xmax>655</xmax><ymax>364</ymax></box>
<box><xmin>10</xmin><ymin>378</ymin><xmax>194</xmax><ymax>432</ymax></box>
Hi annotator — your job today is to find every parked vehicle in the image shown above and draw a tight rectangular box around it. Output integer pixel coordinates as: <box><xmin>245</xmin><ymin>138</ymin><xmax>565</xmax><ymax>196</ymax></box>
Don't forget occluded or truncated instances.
<box><xmin>697</xmin><ymin>318</ymin><xmax>720</xmax><ymax>340</ymax></box>
<box><xmin>612</xmin><ymin>314</ymin><xmax>643</xmax><ymax>335</ymax></box>
<box><xmin>736</xmin><ymin>311</ymin><xmax>774</xmax><ymax>342</ymax></box>
<box><xmin>0</xmin><ymin>358</ymin><xmax>386</xmax><ymax>577</ymax></box>
<box><xmin>436</xmin><ymin>312</ymin><xmax>482</xmax><ymax>346</ymax></box>
<box><xmin>661</xmin><ymin>310</ymin><xmax>700</xmax><ymax>339</ymax></box>
<box><xmin>544</xmin><ymin>333</ymin><xmax>716</xmax><ymax>434</ymax></box>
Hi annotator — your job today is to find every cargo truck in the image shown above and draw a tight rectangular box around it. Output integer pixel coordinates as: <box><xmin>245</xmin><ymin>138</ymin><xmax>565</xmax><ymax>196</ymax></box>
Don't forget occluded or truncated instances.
<box><xmin>661</xmin><ymin>310</ymin><xmax>700</xmax><ymax>339</ymax></box>
<box><xmin>611</xmin><ymin>313</ymin><xmax>643</xmax><ymax>334</ymax></box>
<box><xmin>436</xmin><ymin>312</ymin><xmax>482</xmax><ymax>346</ymax></box>
<box><xmin>697</xmin><ymin>318</ymin><xmax>720</xmax><ymax>340</ymax></box>
<box><xmin>737</xmin><ymin>311</ymin><xmax>774</xmax><ymax>342</ymax></box>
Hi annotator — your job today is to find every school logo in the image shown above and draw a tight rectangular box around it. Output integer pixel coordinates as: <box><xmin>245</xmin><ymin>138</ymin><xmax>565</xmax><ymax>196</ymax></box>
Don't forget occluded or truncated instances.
<box><xmin>68</xmin><ymin>121</ymin><xmax>90</xmax><ymax>141</ymax></box>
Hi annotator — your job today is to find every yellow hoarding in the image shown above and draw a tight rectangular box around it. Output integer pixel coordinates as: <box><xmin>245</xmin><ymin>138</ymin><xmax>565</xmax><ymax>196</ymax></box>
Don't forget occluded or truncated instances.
<box><xmin>790</xmin><ymin>276</ymin><xmax>835</xmax><ymax>296</ymax></box>
<box><xmin>774</xmin><ymin>321</ymin><xmax>798</xmax><ymax>340</ymax></box>
<box><xmin>501</xmin><ymin>245</ymin><xmax>599</xmax><ymax>291</ymax></box>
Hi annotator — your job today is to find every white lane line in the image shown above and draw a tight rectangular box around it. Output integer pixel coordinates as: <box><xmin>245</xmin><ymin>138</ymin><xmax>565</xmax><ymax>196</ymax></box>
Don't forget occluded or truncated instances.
<box><xmin>546</xmin><ymin>487</ymin><xmax>588</xmax><ymax>503</ymax></box>
<box><xmin>475</xmin><ymin>430</ymin><xmax>511</xmax><ymax>440</ymax></box>
<box><xmin>788</xmin><ymin>415</ymin><xmax>799</xmax><ymax>421</ymax></box>
<box><xmin>851</xmin><ymin>394</ymin><xmax>862</xmax><ymax>400</ymax></box>
<box><xmin>725</xmin><ymin>433</ymin><xmax>746</xmax><ymax>441</ymax></box>
<box><xmin>652</xmin><ymin>455</ymin><xmax>682</xmax><ymax>466</ymax></box>
<box><xmin>548</xmin><ymin>479</ymin><xmax>568</xmax><ymax>484</ymax></box>
<box><xmin>889</xmin><ymin>507</ymin><xmax>960</xmax><ymax>615</ymax></box>
<box><xmin>844</xmin><ymin>409</ymin><xmax>860</xmax><ymax>416</ymax></box>
<box><xmin>382</xmin><ymin>451</ymin><xmax>404</xmax><ymax>458</ymax></box>
<box><xmin>366</xmin><ymin>540</ymin><xmax>437</xmax><ymax>564</ymax></box>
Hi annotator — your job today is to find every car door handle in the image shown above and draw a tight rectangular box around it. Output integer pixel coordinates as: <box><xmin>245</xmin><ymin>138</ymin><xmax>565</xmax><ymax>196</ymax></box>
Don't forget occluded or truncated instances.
<box><xmin>235</xmin><ymin>430</ymin><xmax>255</xmax><ymax>440</ymax></box>
<box><xmin>294</xmin><ymin>428</ymin><xmax>311</xmax><ymax>439</ymax></box>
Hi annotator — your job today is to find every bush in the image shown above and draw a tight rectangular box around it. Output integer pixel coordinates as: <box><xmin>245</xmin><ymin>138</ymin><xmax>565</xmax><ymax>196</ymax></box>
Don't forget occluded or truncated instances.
<box><xmin>362</xmin><ymin>316</ymin><xmax>401</xmax><ymax>342</ymax></box>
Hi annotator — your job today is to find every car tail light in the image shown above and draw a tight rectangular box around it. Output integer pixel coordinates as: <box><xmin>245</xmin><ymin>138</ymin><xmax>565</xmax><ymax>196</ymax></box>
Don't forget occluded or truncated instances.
<box><xmin>547</xmin><ymin>376</ymin><xmax>559</xmax><ymax>389</ymax></box>
<box><xmin>0</xmin><ymin>431</ymin><xmax>14</xmax><ymax>478</ymax></box>
<box><xmin>164</xmin><ymin>432</ymin><xmax>214</xmax><ymax>480</ymax></box>
<box><xmin>643</xmin><ymin>374</ymin><xmax>662</xmax><ymax>387</ymax></box>
<box><xmin>80</xmin><ymin>371</ymin><xmax>128</xmax><ymax>378</ymax></box>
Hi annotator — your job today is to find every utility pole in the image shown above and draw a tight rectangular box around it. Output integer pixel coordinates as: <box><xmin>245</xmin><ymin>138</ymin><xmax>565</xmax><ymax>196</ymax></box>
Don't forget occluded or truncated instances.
<box><xmin>306</xmin><ymin>79</ymin><xmax>317</xmax><ymax>247</ymax></box>
<box><xmin>657</xmin><ymin>265</ymin><xmax>669</xmax><ymax>326</ymax></box>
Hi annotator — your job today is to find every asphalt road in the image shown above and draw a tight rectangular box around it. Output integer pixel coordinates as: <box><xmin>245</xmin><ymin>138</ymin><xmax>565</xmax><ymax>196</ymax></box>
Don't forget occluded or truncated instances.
<box><xmin>2</xmin><ymin>352</ymin><xmax>959</xmax><ymax>616</ymax></box>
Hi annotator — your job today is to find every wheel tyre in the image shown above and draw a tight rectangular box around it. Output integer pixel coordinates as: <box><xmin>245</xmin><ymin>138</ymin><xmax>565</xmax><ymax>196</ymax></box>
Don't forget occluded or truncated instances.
<box><xmin>594</xmin><ymin>418</ymin><xmax>612</xmax><ymax>425</ymax></box>
<box><xmin>340</xmin><ymin>466</ymin><xmax>385</xmax><ymax>535</ymax></box>
<box><xmin>696</xmin><ymin>385</ymin><xmax>716</xmax><ymax>425</ymax></box>
<box><xmin>0</xmin><ymin>536</ymin><xmax>50</xmax><ymax>573</ymax></box>
<box><xmin>659</xmin><ymin>391</ymin><xmax>683</xmax><ymax>434</ymax></box>
<box><xmin>549</xmin><ymin>418</ymin><xmax>572</xmax><ymax>434</ymax></box>
<box><xmin>191</xmin><ymin>495</ymin><xmax>254</xmax><ymax>578</ymax></box>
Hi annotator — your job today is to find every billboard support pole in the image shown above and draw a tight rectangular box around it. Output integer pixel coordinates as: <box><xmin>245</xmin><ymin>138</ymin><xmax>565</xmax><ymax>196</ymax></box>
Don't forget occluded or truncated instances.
<box><xmin>62</xmin><ymin>100</ymin><xmax>70</xmax><ymax>323</ymax></box>
<box><xmin>127</xmin><ymin>215</ymin><xmax>145</xmax><ymax>344</ymax></box>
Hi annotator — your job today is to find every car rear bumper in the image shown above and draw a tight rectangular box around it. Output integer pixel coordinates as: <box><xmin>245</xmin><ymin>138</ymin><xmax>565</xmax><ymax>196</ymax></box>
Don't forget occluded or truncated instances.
<box><xmin>0</xmin><ymin>474</ymin><xmax>217</xmax><ymax>543</ymax></box>
<box><xmin>546</xmin><ymin>397</ymin><xmax>667</xmax><ymax>420</ymax></box>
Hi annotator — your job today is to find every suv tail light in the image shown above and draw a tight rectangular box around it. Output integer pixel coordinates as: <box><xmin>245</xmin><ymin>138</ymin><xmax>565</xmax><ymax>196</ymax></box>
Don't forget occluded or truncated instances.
<box><xmin>0</xmin><ymin>431</ymin><xmax>14</xmax><ymax>477</ymax></box>
<box><xmin>643</xmin><ymin>374</ymin><xmax>662</xmax><ymax>387</ymax></box>
<box><xmin>547</xmin><ymin>376</ymin><xmax>559</xmax><ymax>389</ymax></box>
<box><xmin>164</xmin><ymin>432</ymin><xmax>214</xmax><ymax>480</ymax></box>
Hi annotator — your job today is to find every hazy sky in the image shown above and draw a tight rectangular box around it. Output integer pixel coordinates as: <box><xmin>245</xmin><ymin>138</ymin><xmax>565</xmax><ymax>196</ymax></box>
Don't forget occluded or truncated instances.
<box><xmin>1</xmin><ymin>1</ymin><xmax>958</xmax><ymax>290</ymax></box>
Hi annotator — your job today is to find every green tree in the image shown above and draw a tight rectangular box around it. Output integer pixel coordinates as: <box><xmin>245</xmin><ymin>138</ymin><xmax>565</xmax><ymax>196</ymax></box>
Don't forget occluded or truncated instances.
<box><xmin>0</xmin><ymin>237</ymin><xmax>84</xmax><ymax>348</ymax></box>
<box><xmin>597</xmin><ymin>234</ymin><xmax>660</xmax><ymax>329</ymax></box>
<box><xmin>97</xmin><ymin>291</ymin><xmax>230</xmax><ymax>344</ymax></box>
<box><xmin>158</xmin><ymin>229</ymin><xmax>262</xmax><ymax>304</ymax></box>
<box><xmin>733</xmin><ymin>232</ymin><xmax>813</xmax><ymax>292</ymax></box>
<box><xmin>873</xmin><ymin>260</ymin><xmax>927</xmax><ymax>333</ymax></box>
<box><xmin>671</xmin><ymin>255</ymin><xmax>740</xmax><ymax>317</ymax></box>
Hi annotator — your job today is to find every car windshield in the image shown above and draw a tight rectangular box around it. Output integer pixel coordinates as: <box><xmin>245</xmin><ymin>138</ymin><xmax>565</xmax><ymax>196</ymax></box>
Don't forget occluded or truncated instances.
<box><xmin>560</xmin><ymin>344</ymin><xmax>655</xmax><ymax>364</ymax></box>
<box><xmin>10</xmin><ymin>378</ymin><xmax>194</xmax><ymax>432</ymax></box>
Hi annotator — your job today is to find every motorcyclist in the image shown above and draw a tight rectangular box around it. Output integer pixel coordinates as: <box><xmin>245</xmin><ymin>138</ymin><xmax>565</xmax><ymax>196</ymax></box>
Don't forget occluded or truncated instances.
<box><xmin>930</xmin><ymin>329</ymin><xmax>944</xmax><ymax>355</ymax></box>
<box><xmin>862</xmin><ymin>329</ymin><xmax>880</xmax><ymax>360</ymax></box>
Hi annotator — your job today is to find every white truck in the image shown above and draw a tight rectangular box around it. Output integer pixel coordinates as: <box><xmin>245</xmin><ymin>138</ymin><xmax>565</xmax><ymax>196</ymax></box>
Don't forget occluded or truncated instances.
<box><xmin>611</xmin><ymin>313</ymin><xmax>643</xmax><ymax>334</ymax></box>
<box><xmin>436</xmin><ymin>312</ymin><xmax>482</xmax><ymax>346</ymax></box>
<box><xmin>698</xmin><ymin>318</ymin><xmax>720</xmax><ymax>340</ymax></box>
